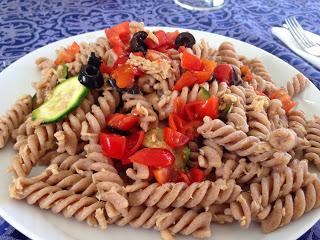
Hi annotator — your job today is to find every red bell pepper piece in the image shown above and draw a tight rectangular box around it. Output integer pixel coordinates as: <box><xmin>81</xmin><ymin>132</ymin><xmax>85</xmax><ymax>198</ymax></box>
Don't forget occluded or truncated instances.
<box><xmin>129</xmin><ymin>148</ymin><xmax>175</xmax><ymax>167</ymax></box>
<box><xmin>181</xmin><ymin>51</ymin><xmax>203</xmax><ymax>71</ymax></box>
<box><xmin>107</xmin><ymin>113</ymin><xmax>139</xmax><ymax>131</ymax></box>
<box><xmin>173</xmin><ymin>71</ymin><xmax>197</xmax><ymax>91</ymax></box>
<box><xmin>192</xmin><ymin>59</ymin><xmax>217</xmax><ymax>84</ymax></box>
<box><xmin>100</xmin><ymin>133</ymin><xmax>126</xmax><ymax>159</ymax></box>
<box><xmin>163</xmin><ymin>127</ymin><xmax>189</xmax><ymax>148</ymax></box>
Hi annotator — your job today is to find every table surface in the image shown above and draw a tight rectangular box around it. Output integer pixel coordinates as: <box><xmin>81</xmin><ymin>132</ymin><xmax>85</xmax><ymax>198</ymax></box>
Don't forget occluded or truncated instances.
<box><xmin>0</xmin><ymin>0</ymin><xmax>320</xmax><ymax>239</ymax></box>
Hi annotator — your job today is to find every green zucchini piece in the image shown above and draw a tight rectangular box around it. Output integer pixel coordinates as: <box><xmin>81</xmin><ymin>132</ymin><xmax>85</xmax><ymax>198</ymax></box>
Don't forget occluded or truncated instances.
<box><xmin>32</xmin><ymin>76</ymin><xmax>88</xmax><ymax>123</ymax></box>
<box><xmin>174</xmin><ymin>146</ymin><xmax>190</xmax><ymax>170</ymax></box>
<box><xmin>57</xmin><ymin>64</ymin><xmax>68</xmax><ymax>83</ymax></box>
<box><xmin>143</xmin><ymin>127</ymin><xmax>169</xmax><ymax>149</ymax></box>
<box><xmin>197</xmin><ymin>87</ymin><xmax>210</xmax><ymax>101</ymax></box>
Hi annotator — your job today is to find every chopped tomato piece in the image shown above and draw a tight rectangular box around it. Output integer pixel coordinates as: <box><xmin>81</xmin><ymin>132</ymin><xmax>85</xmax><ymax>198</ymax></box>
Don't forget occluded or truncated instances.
<box><xmin>163</xmin><ymin>127</ymin><xmax>189</xmax><ymax>148</ymax></box>
<box><xmin>176</xmin><ymin>172</ymin><xmax>191</xmax><ymax>185</ymax></box>
<box><xmin>132</xmin><ymin>51</ymin><xmax>144</xmax><ymax>57</ymax></box>
<box><xmin>68</xmin><ymin>42</ymin><xmax>80</xmax><ymax>55</ymax></box>
<box><xmin>123</xmin><ymin>131</ymin><xmax>145</xmax><ymax>159</ymax></box>
<box><xmin>180</xmin><ymin>120</ymin><xmax>202</xmax><ymax>140</ymax></box>
<box><xmin>154</xmin><ymin>30</ymin><xmax>168</xmax><ymax>46</ymax></box>
<box><xmin>189</xmin><ymin>167</ymin><xmax>204</xmax><ymax>182</ymax></box>
<box><xmin>173</xmin><ymin>71</ymin><xmax>197</xmax><ymax>91</ymax></box>
<box><xmin>100</xmin><ymin>133</ymin><xmax>126</xmax><ymax>159</ymax></box>
<box><xmin>113</xmin><ymin>45</ymin><xmax>127</xmax><ymax>57</ymax></box>
<box><xmin>181</xmin><ymin>51</ymin><xmax>203</xmax><ymax>71</ymax></box>
<box><xmin>54</xmin><ymin>41</ymin><xmax>80</xmax><ymax>65</ymax></box>
<box><xmin>129</xmin><ymin>148</ymin><xmax>175</xmax><ymax>167</ymax></box>
<box><xmin>192</xmin><ymin>59</ymin><xmax>217</xmax><ymax>84</ymax></box>
<box><xmin>107</xmin><ymin>113</ymin><xmax>139</xmax><ymax>131</ymax></box>
<box><xmin>178</xmin><ymin>46</ymin><xmax>186</xmax><ymax>53</ymax></box>
<box><xmin>111</xmin><ymin>63</ymin><xmax>135</xmax><ymax>88</ymax></box>
<box><xmin>270</xmin><ymin>89</ymin><xmax>297</xmax><ymax>113</ymax></box>
<box><xmin>105</xmin><ymin>21</ymin><xmax>130</xmax><ymax>47</ymax></box>
<box><xmin>144</xmin><ymin>38</ymin><xmax>158</xmax><ymax>49</ymax></box>
<box><xmin>132</xmin><ymin>66</ymin><xmax>144</xmax><ymax>76</ymax></box>
<box><xmin>168</xmin><ymin>113</ymin><xmax>185</xmax><ymax>131</ymax></box>
<box><xmin>166</xmin><ymin>31</ymin><xmax>179</xmax><ymax>48</ymax></box>
<box><xmin>197</xmin><ymin>96</ymin><xmax>219</xmax><ymax>120</ymax></box>
<box><xmin>153</xmin><ymin>166</ymin><xmax>172</xmax><ymax>184</ymax></box>
<box><xmin>99</xmin><ymin>60</ymin><xmax>112</xmax><ymax>74</ymax></box>
<box><xmin>240</xmin><ymin>65</ymin><xmax>253</xmax><ymax>82</ymax></box>
<box><xmin>214</xmin><ymin>63</ymin><xmax>233</xmax><ymax>85</ymax></box>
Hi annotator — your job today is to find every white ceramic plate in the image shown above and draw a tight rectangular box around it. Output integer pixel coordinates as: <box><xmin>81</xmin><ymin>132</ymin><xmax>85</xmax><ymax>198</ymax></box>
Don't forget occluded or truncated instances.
<box><xmin>0</xmin><ymin>27</ymin><xmax>319</xmax><ymax>240</ymax></box>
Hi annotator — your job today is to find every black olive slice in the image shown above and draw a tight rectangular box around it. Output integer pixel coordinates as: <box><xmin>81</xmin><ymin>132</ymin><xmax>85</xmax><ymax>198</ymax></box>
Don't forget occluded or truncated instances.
<box><xmin>130</xmin><ymin>31</ymin><xmax>148</xmax><ymax>53</ymax></box>
<box><xmin>175</xmin><ymin>32</ymin><xmax>196</xmax><ymax>49</ymax></box>
<box><xmin>88</xmin><ymin>52</ymin><xmax>102</xmax><ymax>68</ymax></box>
<box><xmin>79</xmin><ymin>65</ymin><xmax>104</xmax><ymax>89</ymax></box>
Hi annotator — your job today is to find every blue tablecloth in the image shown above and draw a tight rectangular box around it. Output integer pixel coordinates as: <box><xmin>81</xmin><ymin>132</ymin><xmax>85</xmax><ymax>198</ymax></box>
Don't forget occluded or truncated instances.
<box><xmin>0</xmin><ymin>0</ymin><xmax>319</xmax><ymax>239</ymax></box>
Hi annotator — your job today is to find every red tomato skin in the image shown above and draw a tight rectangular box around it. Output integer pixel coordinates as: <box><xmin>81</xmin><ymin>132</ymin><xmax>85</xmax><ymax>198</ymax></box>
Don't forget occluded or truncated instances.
<box><xmin>124</xmin><ymin>131</ymin><xmax>145</xmax><ymax>157</ymax></box>
<box><xmin>214</xmin><ymin>64</ymin><xmax>233</xmax><ymax>85</ymax></box>
<box><xmin>189</xmin><ymin>167</ymin><xmax>205</xmax><ymax>182</ymax></box>
<box><xmin>176</xmin><ymin>172</ymin><xmax>191</xmax><ymax>185</ymax></box>
<box><xmin>163</xmin><ymin>127</ymin><xmax>189</xmax><ymax>148</ymax></box>
<box><xmin>129</xmin><ymin>148</ymin><xmax>175</xmax><ymax>167</ymax></box>
<box><xmin>173</xmin><ymin>71</ymin><xmax>197</xmax><ymax>91</ymax></box>
<box><xmin>107</xmin><ymin>113</ymin><xmax>139</xmax><ymax>131</ymax></box>
<box><xmin>105</xmin><ymin>21</ymin><xmax>130</xmax><ymax>47</ymax></box>
<box><xmin>100</xmin><ymin>133</ymin><xmax>126</xmax><ymax>159</ymax></box>
<box><xmin>166</xmin><ymin>30</ymin><xmax>179</xmax><ymax>47</ymax></box>
<box><xmin>181</xmin><ymin>51</ymin><xmax>203</xmax><ymax>71</ymax></box>
<box><xmin>154</xmin><ymin>30</ymin><xmax>168</xmax><ymax>46</ymax></box>
<box><xmin>111</xmin><ymin>64</ymin><xmax>135</xmax><ymax>88</ymax></box>
<box><xmin>198</xmin><ymin>96</ymin><xmax>219</xmax><ymax>120</ymax></box>
<box><xmin>144</xmin><ymin>38</ymin><xmax>158</xmax><ymax>49</ymax></box>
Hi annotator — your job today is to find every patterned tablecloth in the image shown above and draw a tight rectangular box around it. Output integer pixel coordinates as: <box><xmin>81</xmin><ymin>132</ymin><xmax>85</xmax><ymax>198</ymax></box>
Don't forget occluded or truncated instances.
<box><xmin>0</xmin><ymin>0</ymin><xmax>320</xmax><ymax>239</ymax></box>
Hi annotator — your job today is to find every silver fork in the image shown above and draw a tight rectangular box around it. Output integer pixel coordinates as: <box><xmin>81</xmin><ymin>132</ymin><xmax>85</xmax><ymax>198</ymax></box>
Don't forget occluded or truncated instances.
<box><xmin>284</xmin><ymin>16</ymin><xmax>320</xmax><ymax>57</ymax></box>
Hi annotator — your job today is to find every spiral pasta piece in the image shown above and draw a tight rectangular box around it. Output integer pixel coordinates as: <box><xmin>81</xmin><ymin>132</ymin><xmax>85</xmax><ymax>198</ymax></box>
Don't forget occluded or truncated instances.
<box><xmin>54</xmin><ymin>92</ymin><xmax>95</xmax><ymax>155</ymax></box>
<box><xmin>287</xmin><ymin>110</ymin><xmax>307</xmax><ymax>138</ymax></box>
<box><xmin>247</xmin><ymin>74</ymin><xmax>276</xmax><ymax>94</ymax></box>
<box><xmin>9</xmin><ymin>179</ymin><xmax>106</xmax><ymax>228</ymax></box>
<box><xmin>304</xmin><ymin>117</ymin><xmax>320</xmax><ymax>170</ymax></box>
<box><xmin>217</xmin><ymin>42</ymin><xmax>241</xmax><ymax>68</ymax></box>
<box><xmin>110</xmin><ymin>205</ymin><xmax>212</xmax><ymax>238</ymax></box>
<box><xmin>126</xmin><ymin>163</ymin><xmax>151</xmax><ymax>181</ymax></box>
<box><xmin>228</xmin><ymin>192</ymin><xmax>252</xmax><ymax>228</ymax></box>
<box><xmin>248</xmin><ymin>58</ymin><xmax>272</xmax><ymax>82</ymax></box>
<box><xmin>198</xmin><ymin>139</ymin><xmax>223</xmax><ymax>170</ymax></box>
<box><xmin>250</xmin><ymin>160</ymin><xmax>317</xmax><ymax>210</ymax></box>
<box><xmin>11</xmin><ymin>123</ymin><xmax>57</xmax><ymax>177</ymax></box>
<box><xmin>215</xmin><ymin>158</ymin><xmax>270</xmax><ymax>185</ymax></box>
<box><xmin>267</xmin><ymin>99</ymin><xmax>288</xmax><ymax>130</ymax></box>
<box><xmin>126</xmin><ymin>179</ymin><xmax>241</xmax><ymax>209</ymax></box>
<box><xmin>286</xmin><ymin>73</ymin><xmax>308</xmax><ymax>98</ymax></box>
<box><xmin>191</xmin><ymin>39</ymin><xmax>216</xmax><ymax>60</ymax></box>
<box><xmin>81</xmin><ymin>89</ymin><xmax>119</xmax><ymax>143</ymax></box>
<box><xmin>35</xmin><ymin>57</ymin><xmax>55</xmax><ymax>75</ymax></box>
<box><xmin>260</xmin><ymin>178</ymin><xmax>320</xmax><ymax>233</ymax></box>
<box><xmin>0</xmin><ymin>95</ymin><xmax>32</xmax><ymax>149</ymax></box>
<box><xmin>122</xmin><ymin>93</ymin><xmax>159</xmax><ymax>132</ymax></box>
<box><xmin>197</xmin><ymin>117</ymin><xmax>259</xmax><ymax>157</ymax></box>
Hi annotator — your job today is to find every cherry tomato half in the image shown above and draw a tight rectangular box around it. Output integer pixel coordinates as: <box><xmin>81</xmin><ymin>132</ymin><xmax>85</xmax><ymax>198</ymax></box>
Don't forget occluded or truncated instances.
<box><xmin>100</xmin><ymin>133</ymin><xmax>126</xmax><ymax>159</ymax></box>
<box><xmin>153</xmin><ymin>166</ymin><xmax>172</xmax><ymax>184</ymax></box>
<box><xmin>163</xmin><ymin>127</ymin><xmax>189</xmax><ymax>148</ymax></box>
<box><xmin>107</xmin><ymin>113</ymin><xmax>139</xmax><ymax>131</ymax></box>
<box><xmin>129</xmin><ymin>148</ymin><xmax>175</xmax><ymax>167</ymax></box>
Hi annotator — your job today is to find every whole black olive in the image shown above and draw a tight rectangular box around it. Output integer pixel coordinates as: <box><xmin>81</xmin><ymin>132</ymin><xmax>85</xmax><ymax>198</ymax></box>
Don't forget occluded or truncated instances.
<box><xmin>106</xmin><ymin>125</ymin><xmax>130</xmax><ymax>136</ymax></box>
<box><xmin>88</xmin><ymin>52</ymin><xmax>102</xmax><ymax>68</ymax></box>
<box><xmin>175</xmin><ymin>32</ymin><xmax>196</xmax><ymax>49</ymax></box>
<box><xmin>126</xmin><ymin>85</ymin><xmax>141</xmax><ymax>94</ymax></box>
<box><xmin>78</xmin><ymin>65</ymin><xmax>104</xmax><ymax>89</ymax></box>
<box><xmin>130</xmin><ymin>31</ymin><xmax>148</xmax><ymax>53</ymax></box>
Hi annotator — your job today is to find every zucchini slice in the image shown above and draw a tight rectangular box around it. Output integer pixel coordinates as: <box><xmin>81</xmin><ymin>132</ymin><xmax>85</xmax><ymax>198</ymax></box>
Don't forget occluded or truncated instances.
<box><xmin>197</xmin><ymin>87</ymin><xmax>211</xmax><ymax>100</ymax></box>
<box><xmin>32</xmin><ymin>76</ymin><xmax>88</xmax><ymax>123</ymax></box>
